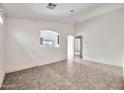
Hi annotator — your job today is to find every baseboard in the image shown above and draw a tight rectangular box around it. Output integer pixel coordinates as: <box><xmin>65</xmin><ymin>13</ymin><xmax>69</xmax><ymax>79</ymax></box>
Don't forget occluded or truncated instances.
<box><xmin>6</xmin><ymin>65</ymin><xmax>38</xmax><ymax>74</ymax></box>
<box><xmin>6</xmin><ymin>59</ymin><xmax>67</xmax><ymax>74</ymax></box>
<box><xmin>83</xmin><ymin>57</ymin><xmax>122</xmax><ymax>68</ymax></box>
<box><xmin>38</xmin><ymin>59</ymin><xmax>67</xmax><ymax>67</ymax></box>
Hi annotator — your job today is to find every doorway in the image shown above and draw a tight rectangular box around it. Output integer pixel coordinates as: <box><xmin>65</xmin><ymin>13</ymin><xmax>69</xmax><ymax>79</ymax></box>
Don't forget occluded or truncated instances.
<box><xmin>67</xmin><ymin>35</ymin><xmax>74</xmax><ymax>59</ymax></box>
<box><xmin>74</xmin><ymin>36</ymin><xmax>82</xmax><ymax>59</ymax></box>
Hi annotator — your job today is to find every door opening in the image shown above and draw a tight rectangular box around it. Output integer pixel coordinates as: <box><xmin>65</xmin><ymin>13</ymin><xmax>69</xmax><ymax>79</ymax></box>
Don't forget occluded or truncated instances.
<box><xmin>74</xmin><ymin>36</ymin><xmax>83</xmax><ymax>59</ymax></box>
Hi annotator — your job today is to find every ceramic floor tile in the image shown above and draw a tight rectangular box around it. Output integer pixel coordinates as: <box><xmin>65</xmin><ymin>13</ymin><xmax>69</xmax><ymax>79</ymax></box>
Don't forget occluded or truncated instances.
<box><xmin>1</xmin><ymin>58</ymin><xmax>123</xmax><ymax>90</ymax></box>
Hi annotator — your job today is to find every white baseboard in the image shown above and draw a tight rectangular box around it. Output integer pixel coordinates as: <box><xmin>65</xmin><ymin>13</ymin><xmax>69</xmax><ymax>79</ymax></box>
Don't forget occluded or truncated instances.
<box><xmin>38</xmin><ymin>59</ymin><xmax>67</xmax><ymax>66</ymax></box>
<box><xmin>83</xmin><ymin>56</ymin><xmax>122</xmax><ymax>68</ymax></box>
<box><xmin>6</xmin><ymin>59</ymin><xmax>67</xmax><ymax>74</ymax></box>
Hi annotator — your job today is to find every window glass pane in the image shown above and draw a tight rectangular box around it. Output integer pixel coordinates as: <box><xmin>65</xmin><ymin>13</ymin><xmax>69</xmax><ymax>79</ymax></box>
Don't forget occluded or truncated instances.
<box><xmin>0</xmin><ymin>15</ymin><xmax>3</xmax><ymax>24</ymax></box>
<box><xmin>40</xmin><ymin>30</ymin><xmax>60</xmax><ymax>48</ymax></box>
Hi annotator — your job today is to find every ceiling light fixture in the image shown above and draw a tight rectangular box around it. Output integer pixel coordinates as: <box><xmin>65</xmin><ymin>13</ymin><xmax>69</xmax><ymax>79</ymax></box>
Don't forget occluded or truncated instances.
<box><xmin>47</xmin><ymin>3</ymin><xmax>57</xmax><ymax>9</ymax></box>
<box><xmin>70</xmin><ymin>10</ymin><xmax>74</xmax><ymax>13</ymax></box>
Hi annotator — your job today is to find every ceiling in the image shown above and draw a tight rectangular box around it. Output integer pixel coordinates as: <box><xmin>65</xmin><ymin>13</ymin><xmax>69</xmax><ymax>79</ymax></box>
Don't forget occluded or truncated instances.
<box><xmin>1</xmin><ymin>3</ymin><xmax>124</xmax><ymax>24</ymax></box>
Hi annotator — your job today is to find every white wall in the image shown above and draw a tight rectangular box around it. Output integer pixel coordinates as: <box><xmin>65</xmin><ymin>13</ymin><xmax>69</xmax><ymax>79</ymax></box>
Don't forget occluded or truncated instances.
<box><xmin>76</xmin><ymin>8</ymin><xmax>124</xmax><ymax>67</ymax></box>
<box><xmin>0</xmin><ymin>17</ymin><xmax>5</xmax><ymax>87</ymax></box>
<box><xmin>123</xmin><ymin>16</ymin><xmax>124</xmax><ymax>77</ymax></box>
<box><xmin>123</xmin><ymin>28</ymin><xmax>124</xmax><ymax>78</ymax></box>
<box><xmin>5</xmin><ymin>18</ymin><xmax>74</xmax><ymax>73</ymax></box>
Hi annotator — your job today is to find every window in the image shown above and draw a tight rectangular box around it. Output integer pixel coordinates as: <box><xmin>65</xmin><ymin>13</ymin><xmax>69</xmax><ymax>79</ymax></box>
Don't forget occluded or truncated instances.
<box><xmin>40</xmin><ymin>30</ymin><xmax>60</xmax><ymax>48</ymax></box>
<box><xmin>42</xmin><ymin>40</ymin><xmax>54</xmax><ymax>48</ymax></box>
<box><xmin>0</xmin><ymin>15</ymin><xmax>3</xmax><ymax>25</ymax></box>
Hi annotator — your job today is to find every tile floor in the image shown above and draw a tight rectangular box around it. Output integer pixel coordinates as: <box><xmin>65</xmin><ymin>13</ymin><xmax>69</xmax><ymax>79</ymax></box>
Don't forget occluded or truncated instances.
<box><xmin>1</xmin><ymin>57</ymin><xmax>123</xmax><ymax>90</ymax></box>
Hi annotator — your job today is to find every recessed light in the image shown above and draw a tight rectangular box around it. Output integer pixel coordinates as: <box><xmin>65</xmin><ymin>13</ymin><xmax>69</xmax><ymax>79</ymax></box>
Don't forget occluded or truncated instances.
<box><xmin>70</xmin><ymin>10</ymin><xmax>74</xmax><ymax>13</ymax></box>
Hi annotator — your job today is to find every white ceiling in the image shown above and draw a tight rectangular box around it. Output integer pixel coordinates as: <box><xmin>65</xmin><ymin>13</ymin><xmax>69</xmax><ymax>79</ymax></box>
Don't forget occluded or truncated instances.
<box><xmin>1</xmin><ymin>3</ymin><xmax>124</xmax><ymax>24</ymax></box>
